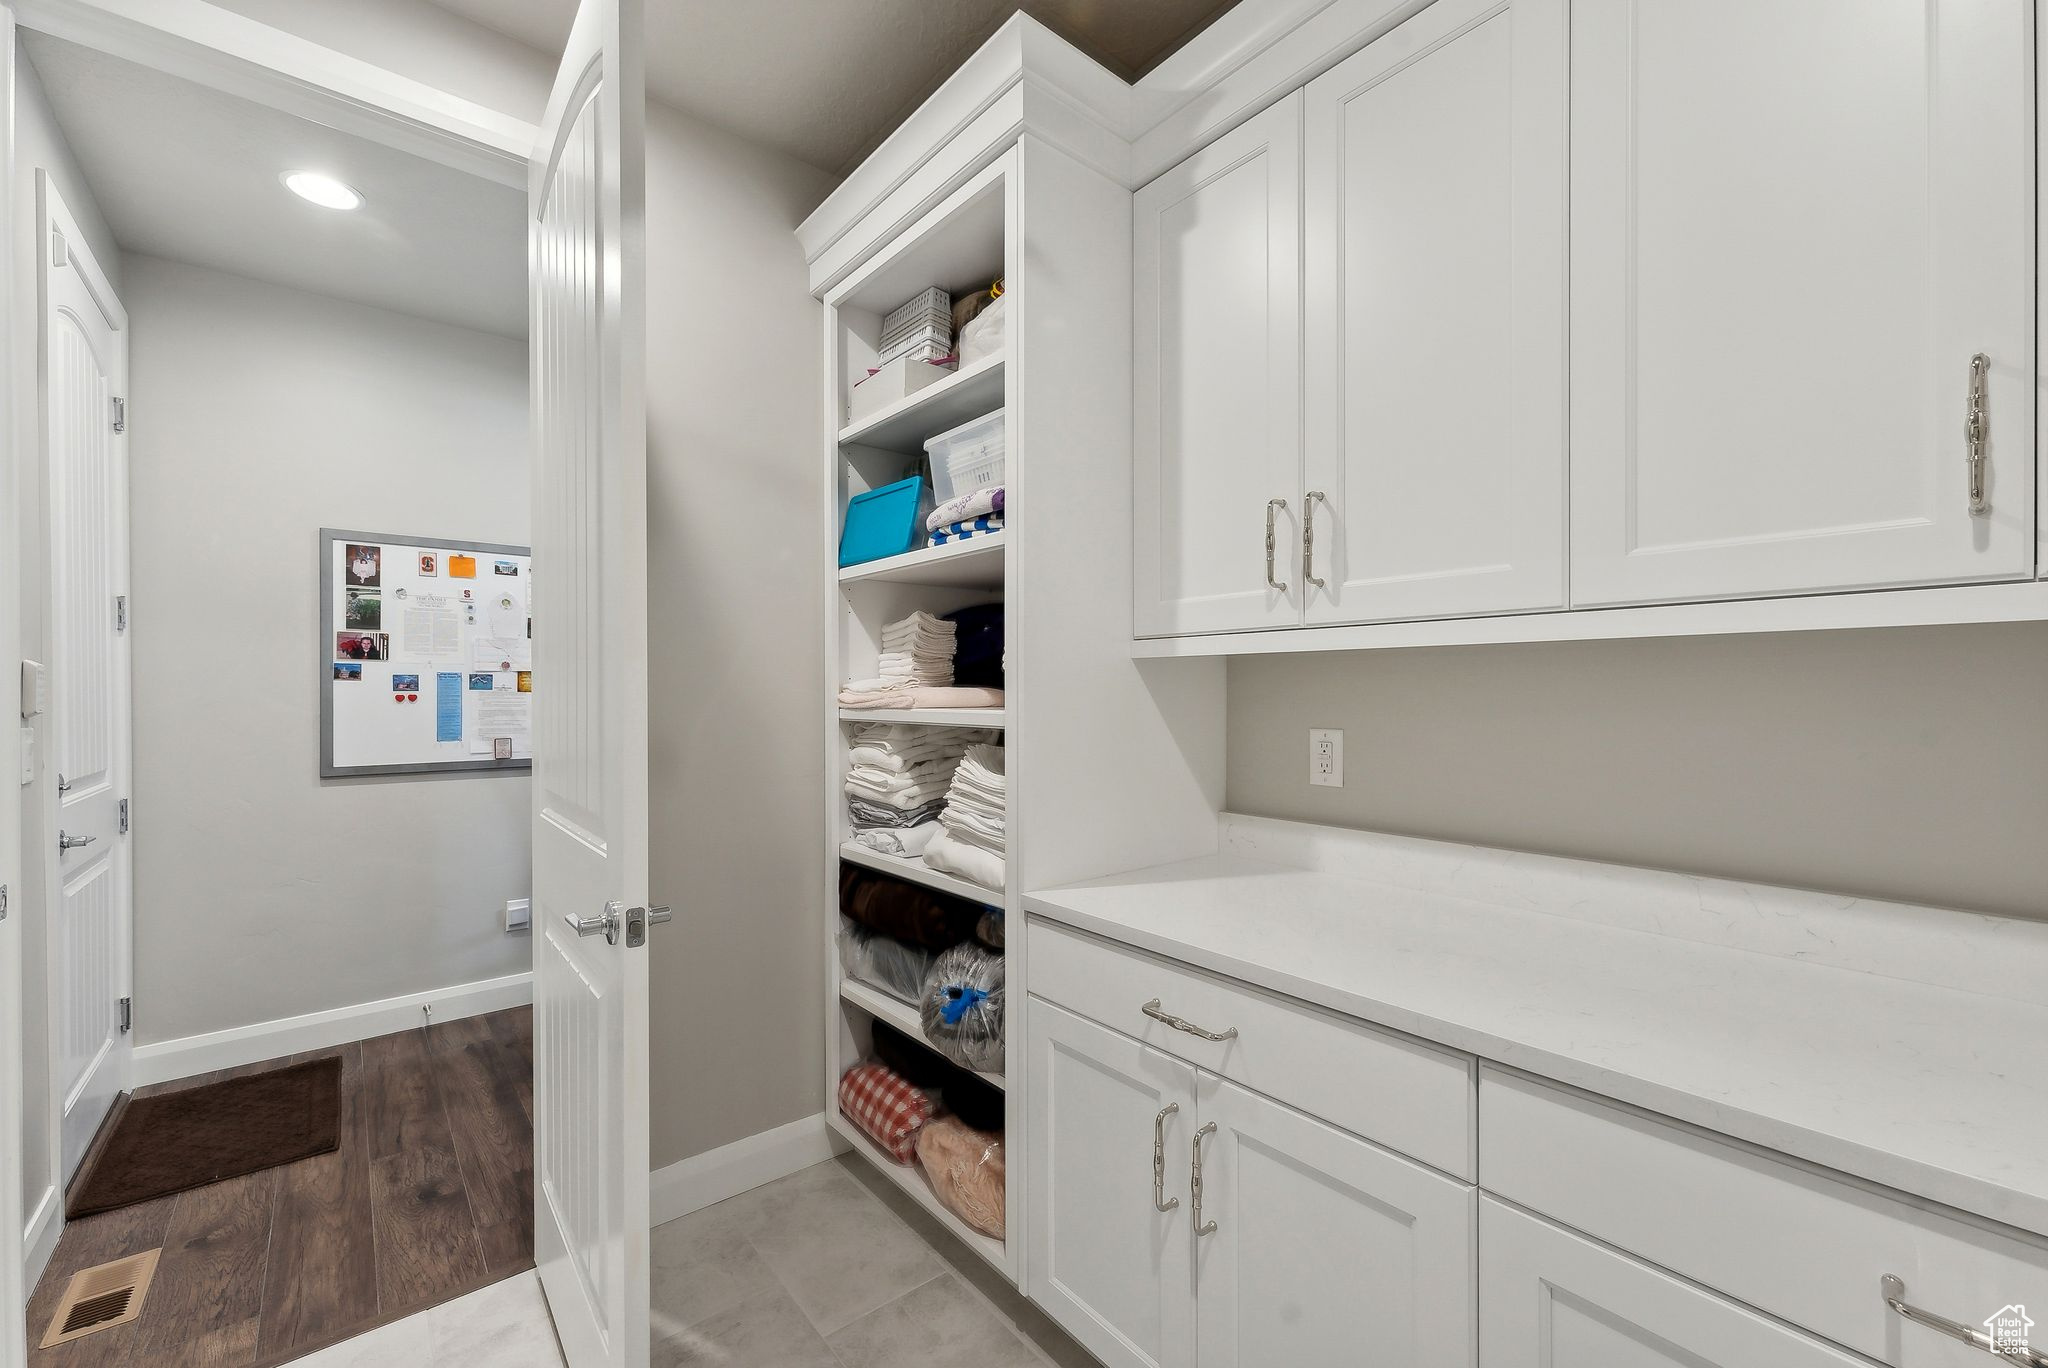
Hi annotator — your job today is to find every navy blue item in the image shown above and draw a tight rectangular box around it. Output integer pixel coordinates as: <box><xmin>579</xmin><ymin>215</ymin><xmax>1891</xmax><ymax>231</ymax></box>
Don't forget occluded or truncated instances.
<box><xmin>840</xmin><ymin>476</ymin><xmax>930</xmax><ymax>567</ymax></box>
<box><xmin>942</xmin><ymin>603</ymin><xmax>1005</xmax><ymax>690</ymax></box>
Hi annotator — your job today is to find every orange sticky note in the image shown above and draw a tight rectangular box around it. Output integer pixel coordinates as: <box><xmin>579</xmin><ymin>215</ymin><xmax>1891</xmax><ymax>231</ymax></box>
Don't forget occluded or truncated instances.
<box><xmin>449</xmin><ymin>555</ymin><xmax>477</xmax><ymax>578</ymax></box>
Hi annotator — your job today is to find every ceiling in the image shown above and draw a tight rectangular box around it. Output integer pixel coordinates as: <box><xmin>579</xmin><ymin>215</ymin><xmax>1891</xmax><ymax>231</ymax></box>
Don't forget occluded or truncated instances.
<box><xmin>424</xmin><ymin>0</ymin><xmax>1238</xmax><ymax>173</ymax></box>
<box><xmin>24</xmin><ymin>33</ymin><xmax>526</xmax><ymax>338</ymax></box>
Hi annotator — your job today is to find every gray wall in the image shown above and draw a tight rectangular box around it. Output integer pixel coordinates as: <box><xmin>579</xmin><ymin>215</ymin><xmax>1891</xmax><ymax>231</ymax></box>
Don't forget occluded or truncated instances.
<box><xmin>644</xmin><ymin>99</ymin><xmax>835</xmax><ymax>1171</ymax></box>
<box><xmin>1225</xmin><ymin>622</ymin><xmax>2048</xmax><ymax>921</ymax></box>
<box><xmin>13</xmin><ymin>41</ymin><xmax>126</xmax><ymax>1240</ymax></box>
<box><xmin>123</xmin><ymin>254</ymin><xmax>534</xmax><ymax>1044</ymax></box>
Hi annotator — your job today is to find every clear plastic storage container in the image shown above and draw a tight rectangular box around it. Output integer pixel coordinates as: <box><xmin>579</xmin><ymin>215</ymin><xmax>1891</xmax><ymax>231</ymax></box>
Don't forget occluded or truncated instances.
<box><xmin>926</xmin><ymin>408</ymin><xmax>1006</xmax><ymax>505</ymax></box>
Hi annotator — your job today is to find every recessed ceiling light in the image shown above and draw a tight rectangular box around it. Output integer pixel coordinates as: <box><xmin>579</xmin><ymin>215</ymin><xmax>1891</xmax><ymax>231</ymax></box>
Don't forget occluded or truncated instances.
<box><xmin>282</xmin><ymin>171</ymin><xmax>363</xmax><ymax>211</ymax></box>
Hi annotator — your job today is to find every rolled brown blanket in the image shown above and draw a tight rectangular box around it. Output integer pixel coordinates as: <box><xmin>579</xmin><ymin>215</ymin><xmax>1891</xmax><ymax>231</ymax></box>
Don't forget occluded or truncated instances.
<box><xmin>840</xmin><ymin>862</ymin><xmax>987</xmax><ymax>950</ymax></box>
<box><xmin>915</xmin><ymin>1116</ymin><xmax>1005</xmax><ymax>1238</ymax></box>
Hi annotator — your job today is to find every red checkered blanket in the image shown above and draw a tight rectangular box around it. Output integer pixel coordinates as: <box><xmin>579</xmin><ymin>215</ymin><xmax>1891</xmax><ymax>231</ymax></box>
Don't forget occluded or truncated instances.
<box><xmin>838</xmin><ymin>1062</ymin><xmax>933</xmax><ymax>1164</ymax></box>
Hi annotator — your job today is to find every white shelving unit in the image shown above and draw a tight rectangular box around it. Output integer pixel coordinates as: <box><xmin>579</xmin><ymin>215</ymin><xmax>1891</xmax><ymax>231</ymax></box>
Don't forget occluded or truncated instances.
<box><xmin>801</xmin><ymin>34</ymin><xmax>1226</xmax><ymax>1289</ymax></box>
<box><xmin>821</xmin><ymin>159</ymin><xmax>1017</xmax><ymax>1270</ymax></box>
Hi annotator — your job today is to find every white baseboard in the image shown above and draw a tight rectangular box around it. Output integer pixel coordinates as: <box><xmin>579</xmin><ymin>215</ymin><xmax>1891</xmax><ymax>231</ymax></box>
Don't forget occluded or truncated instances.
<box><xmin>23</xmin><ymin>1183</ymin><xmax>59</xmax><ymax>1288</ymax></box>
<box><xmin>650</xmin><ymin>1112</ymin><xmax>844</xmax><ymax>1226</ymax></box>
<box><xmin>127</xmin><ymin>972</ymin><xmax>533</xmax><ymax>1088</ymax></box>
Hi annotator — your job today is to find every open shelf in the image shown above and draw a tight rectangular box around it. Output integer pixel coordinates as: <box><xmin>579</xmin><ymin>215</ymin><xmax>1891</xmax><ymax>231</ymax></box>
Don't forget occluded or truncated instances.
<box><xmin>840</xmin><ymin>842</ymin><xmax>1003</xmax><ymax>906</ymax></box>
<box><xmin>826</xmin><ymin>1110</ymin><xmax>1008</xmax><ymax>1271</ymax></box>
<box><xmin>839</xmin><ymin>353</ymin><xmax>1005</xmax><ymax>453</ymax></box>
<box><xmin>840</xmin><ymin>707</ymin><xmax>1005</xmax><ymax>728</ymax></box>
<box><xmin>839</xmin><ymin>533</ymin><xmax>1005</xmax><ymax>589</ymax></box>
<box><xmin>840</xmin><ymin>977</ymin><xmax>1006</xmax><ymax>1089</ymax></box>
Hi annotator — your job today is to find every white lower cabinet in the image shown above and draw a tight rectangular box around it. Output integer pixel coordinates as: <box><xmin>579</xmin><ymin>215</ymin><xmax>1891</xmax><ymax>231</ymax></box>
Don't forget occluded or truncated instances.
<box><xmin>1193</xmin><ymin>1074</ymin><xmax>1476</xmax><ymax>1367</ymax></box>
<box><xmin>1478</xmin><ymin>1197</ymin><xmax>1865</xmax><ymax>1368</ymax></box>
<box><xmin>1027</xmin><ymin>997</ymin><xmax>1477</xmax><ymax>1367</ymax></box>
<box><xmin>1028</xmin><ymin>1000</ymin><xmax>1197</xmax><ymax>1368</ymax></box>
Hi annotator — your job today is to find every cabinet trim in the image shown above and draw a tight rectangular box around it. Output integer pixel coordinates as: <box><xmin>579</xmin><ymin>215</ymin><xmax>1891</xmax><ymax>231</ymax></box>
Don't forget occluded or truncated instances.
<box><xmin>1131</xmin><ymin>577</ymin><xmax>2048</xmax><ymax>656</ymax></box>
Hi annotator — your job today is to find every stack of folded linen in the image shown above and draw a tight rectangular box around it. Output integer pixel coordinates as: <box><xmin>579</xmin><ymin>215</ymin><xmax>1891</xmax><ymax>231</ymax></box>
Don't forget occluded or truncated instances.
<box><xmin>924</xmin><ymin>743</ymin><xmax>1007</xmax><ymax>891</ymax></box>
<box><xmin>840</xmin><ymin>610</ymin><xmax>1005</xmax><ymax>710</ymax></box>
<box><xmin>926</xmin><ymin>486</ymin><xmax>1005</xmax><ymax>547</ymax></box>
<box><xmin>845</xmin><ymin>723</ymin><xmax>997</xmax><ymax>856</ymax></box>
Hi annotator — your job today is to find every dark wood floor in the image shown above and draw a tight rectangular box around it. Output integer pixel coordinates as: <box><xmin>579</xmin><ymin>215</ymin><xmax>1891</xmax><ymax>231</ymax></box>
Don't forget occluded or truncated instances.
<box><xmin>25</xmin><ymin>1007</ymin><xmax>534</xmax><ymax>1368</ymax></box>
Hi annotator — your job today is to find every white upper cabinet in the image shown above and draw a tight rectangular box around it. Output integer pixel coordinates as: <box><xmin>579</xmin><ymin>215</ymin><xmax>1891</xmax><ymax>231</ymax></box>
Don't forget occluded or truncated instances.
<box><xmin>1302</xmin><ymin>0</ymin><xmax>1568</xmax><ymax>625</ymax></box>
<box><xmin>1134</xmin><ymin>94</ymin><xmax>1304</xmax><ymax>637</ymax></box>
<box><xmin>1569</xmin><ymin>0</ymin><xmax>2036</xmax><ymax>607</ymax></box>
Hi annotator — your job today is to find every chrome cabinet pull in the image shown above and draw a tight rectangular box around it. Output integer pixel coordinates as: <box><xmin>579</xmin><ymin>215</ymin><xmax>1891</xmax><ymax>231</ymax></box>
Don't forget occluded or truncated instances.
<box><xmin>1142</xmin><ymin>998</ymin><xmax>1238</xmax><ymax>1042</ymax></box>
<box><xmin>1966</xmin><ymin>353</ymin><xmax>1990</xmax><ymax>515</ymax></box>
<box><xmin>1302</xmin><ymin>490</ymin><xmax>1328</xmax><ymax>590</ymax></box>
<box><xmin>1883</xmin><ymin>1275</ymin><xmax>2048</xmax><ymax>1366</ymax></box>
<box><xmin>1264</xmin><ymin>498</ymin><xmax>1289</xmax><ymax>592</ymax></box>
<box><xmin>1191</xmin><ymin>1122</ymin><xmax>1218</xmax><ymax>1236</ymax></box>
<box><xmin>1152</xmin><ymin>1104</ymin><xmax>1181</xmax><ymax>1212</ymax></box>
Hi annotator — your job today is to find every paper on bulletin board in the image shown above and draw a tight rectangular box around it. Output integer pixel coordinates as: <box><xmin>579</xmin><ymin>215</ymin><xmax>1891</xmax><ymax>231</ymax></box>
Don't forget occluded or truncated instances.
<box><xmin>436</xmin><ymin>672</ymin><xmax>464</xmax><ymax>742</ymax></box>
<box><xmin>467</xmin><ymin>680</ymin><xmax>531</xmax><ymax>758</ymax></box>
<box><xmin>401</xmin><ymin>592</ymin><xmax>463</xmax><ymax>659</ymax></box>
<box><xmin>469</xmin><ymin>574</ymin><xmax>530</xmax><ymax>669</ymax></box>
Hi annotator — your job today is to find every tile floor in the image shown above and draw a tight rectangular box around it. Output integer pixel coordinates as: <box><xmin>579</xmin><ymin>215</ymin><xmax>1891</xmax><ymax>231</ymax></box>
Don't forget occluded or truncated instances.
<box><xmin>288</xmin><ymin>1155</ymin><xmax>1095</xmax><ymax>1367</ymax></box>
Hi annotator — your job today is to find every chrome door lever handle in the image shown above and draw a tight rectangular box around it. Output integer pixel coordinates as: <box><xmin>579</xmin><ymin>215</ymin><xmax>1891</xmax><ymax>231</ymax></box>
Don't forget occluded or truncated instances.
<box><xmin>564</xmin><ymin>901</ymin><xmax>622</xmax><ymax>945</ymax></box>
<box><xmin>57</xmin><ymin>830</ymin><xmax>96</xmax><ymax>852</ymax></box>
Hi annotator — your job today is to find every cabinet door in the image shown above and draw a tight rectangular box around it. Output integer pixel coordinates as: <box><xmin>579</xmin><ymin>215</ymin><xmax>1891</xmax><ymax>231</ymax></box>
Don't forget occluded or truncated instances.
<box><xmin>1570</xmin><ymin>0</ymin><xmax>2035</xmax><ymax>607</ymax></box>
<box><xmin>1479</xmin><ymin>1198</ymin><xmax>1867</xmax><ymax>1368</ymax></box>
<box><xmin>1134</xmin><ymin>92</ymin><xmax>1304</xmax><ymax>637</ymax></box>
<box><xmin>1194</xmin><ymin>1074</ymin><xmax>1477</xmax><ymax>1368</ymax></box>
<box><xmin>1302</xmin><ymin>0</ymin><xmax>1567</xmax><ymax>625</ymax></box>
<box><xmin>1027</xmin><ymin>999</ymin><xmax>1198</xmax><ymax>1368</ymax></box>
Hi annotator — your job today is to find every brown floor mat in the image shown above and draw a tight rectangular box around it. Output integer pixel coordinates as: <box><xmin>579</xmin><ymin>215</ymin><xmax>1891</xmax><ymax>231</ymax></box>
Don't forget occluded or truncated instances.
<box><xmin>66</xmin><ymin>1058</ymin><xmax>342</xmax><ymax>1219</ymax></box>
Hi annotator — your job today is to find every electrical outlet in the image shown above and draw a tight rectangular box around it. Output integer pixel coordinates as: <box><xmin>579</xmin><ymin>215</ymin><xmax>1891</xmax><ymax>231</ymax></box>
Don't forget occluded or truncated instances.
<box><xmin>1309</xmin><ymin>728</ymin><xmax>1344</xmax><ymax>787</ymax></box>
<box><xmin>505</xmin><ymin>897</ymin><xmax>532</xmax><ymax>933</ymax></box>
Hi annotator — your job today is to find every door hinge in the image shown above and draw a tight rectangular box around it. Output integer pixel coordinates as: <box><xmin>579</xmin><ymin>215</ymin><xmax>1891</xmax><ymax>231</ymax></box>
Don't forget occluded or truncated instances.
<box><xmin>110</xmin><ymin>396</ymin><xmax>126</xmax><ymax>433</ymax></box>
<box><xmin>119</xmin><ymin>798</ymin><xmax>129</xmax><ymax>834</ymax></box>
<box><xmin>118</xmin><ymin>997</ymin><xmax>131</xmax><ymax>1033</ymax></box>
<box><xmin>115</xmin><ymin>595</ymin><xmax>127</xmax><ymax>632</ymax></box>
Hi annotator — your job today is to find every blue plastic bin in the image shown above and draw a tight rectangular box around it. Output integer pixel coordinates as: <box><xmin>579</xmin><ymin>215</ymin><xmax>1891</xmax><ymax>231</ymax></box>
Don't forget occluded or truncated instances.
<box><xmin>839</xmin><ymin>476</ymin><xmax>931</xmax><ymax>568</ymax></box>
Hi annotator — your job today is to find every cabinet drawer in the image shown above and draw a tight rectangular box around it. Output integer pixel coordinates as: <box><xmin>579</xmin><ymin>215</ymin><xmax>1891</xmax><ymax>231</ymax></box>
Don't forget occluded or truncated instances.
<box><xmin>1027</xmin><ymin>917</ymin><xmax>1474</xmax><ymax>1178</ymax></box>
<box><xmin>1480</xmin><ymin>1068</ymin><xmax>2048</xmax><ymax>1366</ymax></box>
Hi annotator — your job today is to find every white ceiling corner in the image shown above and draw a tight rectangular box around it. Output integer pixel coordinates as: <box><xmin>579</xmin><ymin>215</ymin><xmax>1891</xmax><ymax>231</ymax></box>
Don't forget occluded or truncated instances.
<box><xmin>24</xmin><ymin>31</ymin><xmax>527</xmax><ymax>339</ymax></box>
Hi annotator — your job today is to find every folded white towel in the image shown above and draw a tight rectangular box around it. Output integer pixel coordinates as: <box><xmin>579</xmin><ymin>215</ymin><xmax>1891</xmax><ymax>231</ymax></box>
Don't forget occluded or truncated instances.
<box><xmin>923</xmin><ymin>829</ymin><xmax>1005</xmax><ymax>892</ymax></box>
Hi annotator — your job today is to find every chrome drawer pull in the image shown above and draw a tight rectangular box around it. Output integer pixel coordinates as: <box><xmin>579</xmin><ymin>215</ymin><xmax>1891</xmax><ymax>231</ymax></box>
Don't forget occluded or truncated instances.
<box><xmin>1883</xmin><ymin>1275</ymin><xmax>2048</xmax><ymax>1366</ymax></box>
<box><xmin>1152</xmin><ymin>1104</ymin><xmax>1180</xmax><ymax>1213</ymax></box>
<box><xmin>1965</xmin><ymin>352</ymin><xmax>1991</xmax><ymax>515</ymax></box>
<box><xmin>1191</xmin><ymin>1122</ymin><xmax>1218</xmax><ymax>1236</ymax></box>
<box><xmin>1141</xmin><ymin>999</ymin><xmax>1237</xmax><ymax>1042</ymax></box>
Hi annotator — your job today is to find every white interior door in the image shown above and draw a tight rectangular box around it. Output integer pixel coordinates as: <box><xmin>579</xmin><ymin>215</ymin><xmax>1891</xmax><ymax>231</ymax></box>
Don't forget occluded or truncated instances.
<box><xmin>1193</xmin><ymin>1074</ymin><xmax>1477</xmax><ymax>1367</ymax></box>
<box><xmin>1301</xmin><ymin>0</ymin><xmax>1567</xmax><ymax>626</ymax></box>
<box><xmin>41</xmin><ymin>173</ymin><xmax>131</xmax><ymax>1184</ymax></box>
<box><xmin>1569</xmin><ymin>0</ymin><xmax>2035</xmax><ymax>607</ymax></box>
<box><xmin>528</xmin><ymin>2</ymin><xmax>650</xmax><ymax>1365</ymax></box>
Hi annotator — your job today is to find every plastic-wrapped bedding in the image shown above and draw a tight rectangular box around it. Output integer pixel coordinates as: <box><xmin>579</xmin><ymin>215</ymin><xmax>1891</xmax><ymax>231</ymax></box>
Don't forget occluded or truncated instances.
<box><xmin>838</xmin><ymin>1061</ymin><xmax>933</xmax><ymax>1164</ymax></box>
<box><xmin>839</xmin><ymin>919</ymin><xmax>936</xmax><ymax>1005</ymax></box>
<box><xmin>919</xmin><ymin>941</ymin><xmax>1006</xmax><ymax>1075</ymax></box>
<box><xmin>839</xmin><ymin>862</ymin><xmax>986</xmax><ymax>950</ymax></box>
<box><xmin>916</xmin><ymin>1116</ymin><xmax>1005</xmax><ymax>1238</ymax></box>
<box><xmin>975</xmin><ymin>906</ymin><xmax>1005</xmax><ymax>950</ymax></box>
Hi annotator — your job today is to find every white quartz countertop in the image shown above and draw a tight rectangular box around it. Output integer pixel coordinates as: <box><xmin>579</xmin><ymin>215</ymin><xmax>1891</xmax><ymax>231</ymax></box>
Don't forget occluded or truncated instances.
<box><xmin>1025</xmin><ymin>850</ymin><xmax>2048</xmax><ymax>1237</ymax></box>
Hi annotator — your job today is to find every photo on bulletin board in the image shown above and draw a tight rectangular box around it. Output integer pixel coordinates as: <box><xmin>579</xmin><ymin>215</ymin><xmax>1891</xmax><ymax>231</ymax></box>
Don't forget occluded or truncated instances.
<box><xmin>320</xmin><ymin>528</ymin><xmax>532</xmax><ymax>778</ymax></box>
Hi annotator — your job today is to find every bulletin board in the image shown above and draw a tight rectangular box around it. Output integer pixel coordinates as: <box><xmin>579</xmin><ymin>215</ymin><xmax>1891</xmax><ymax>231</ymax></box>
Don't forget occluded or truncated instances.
<box><xmin>319</xmin><ymin>528</ymin><xmax>533</xmax><ymax>778</ymax></box>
